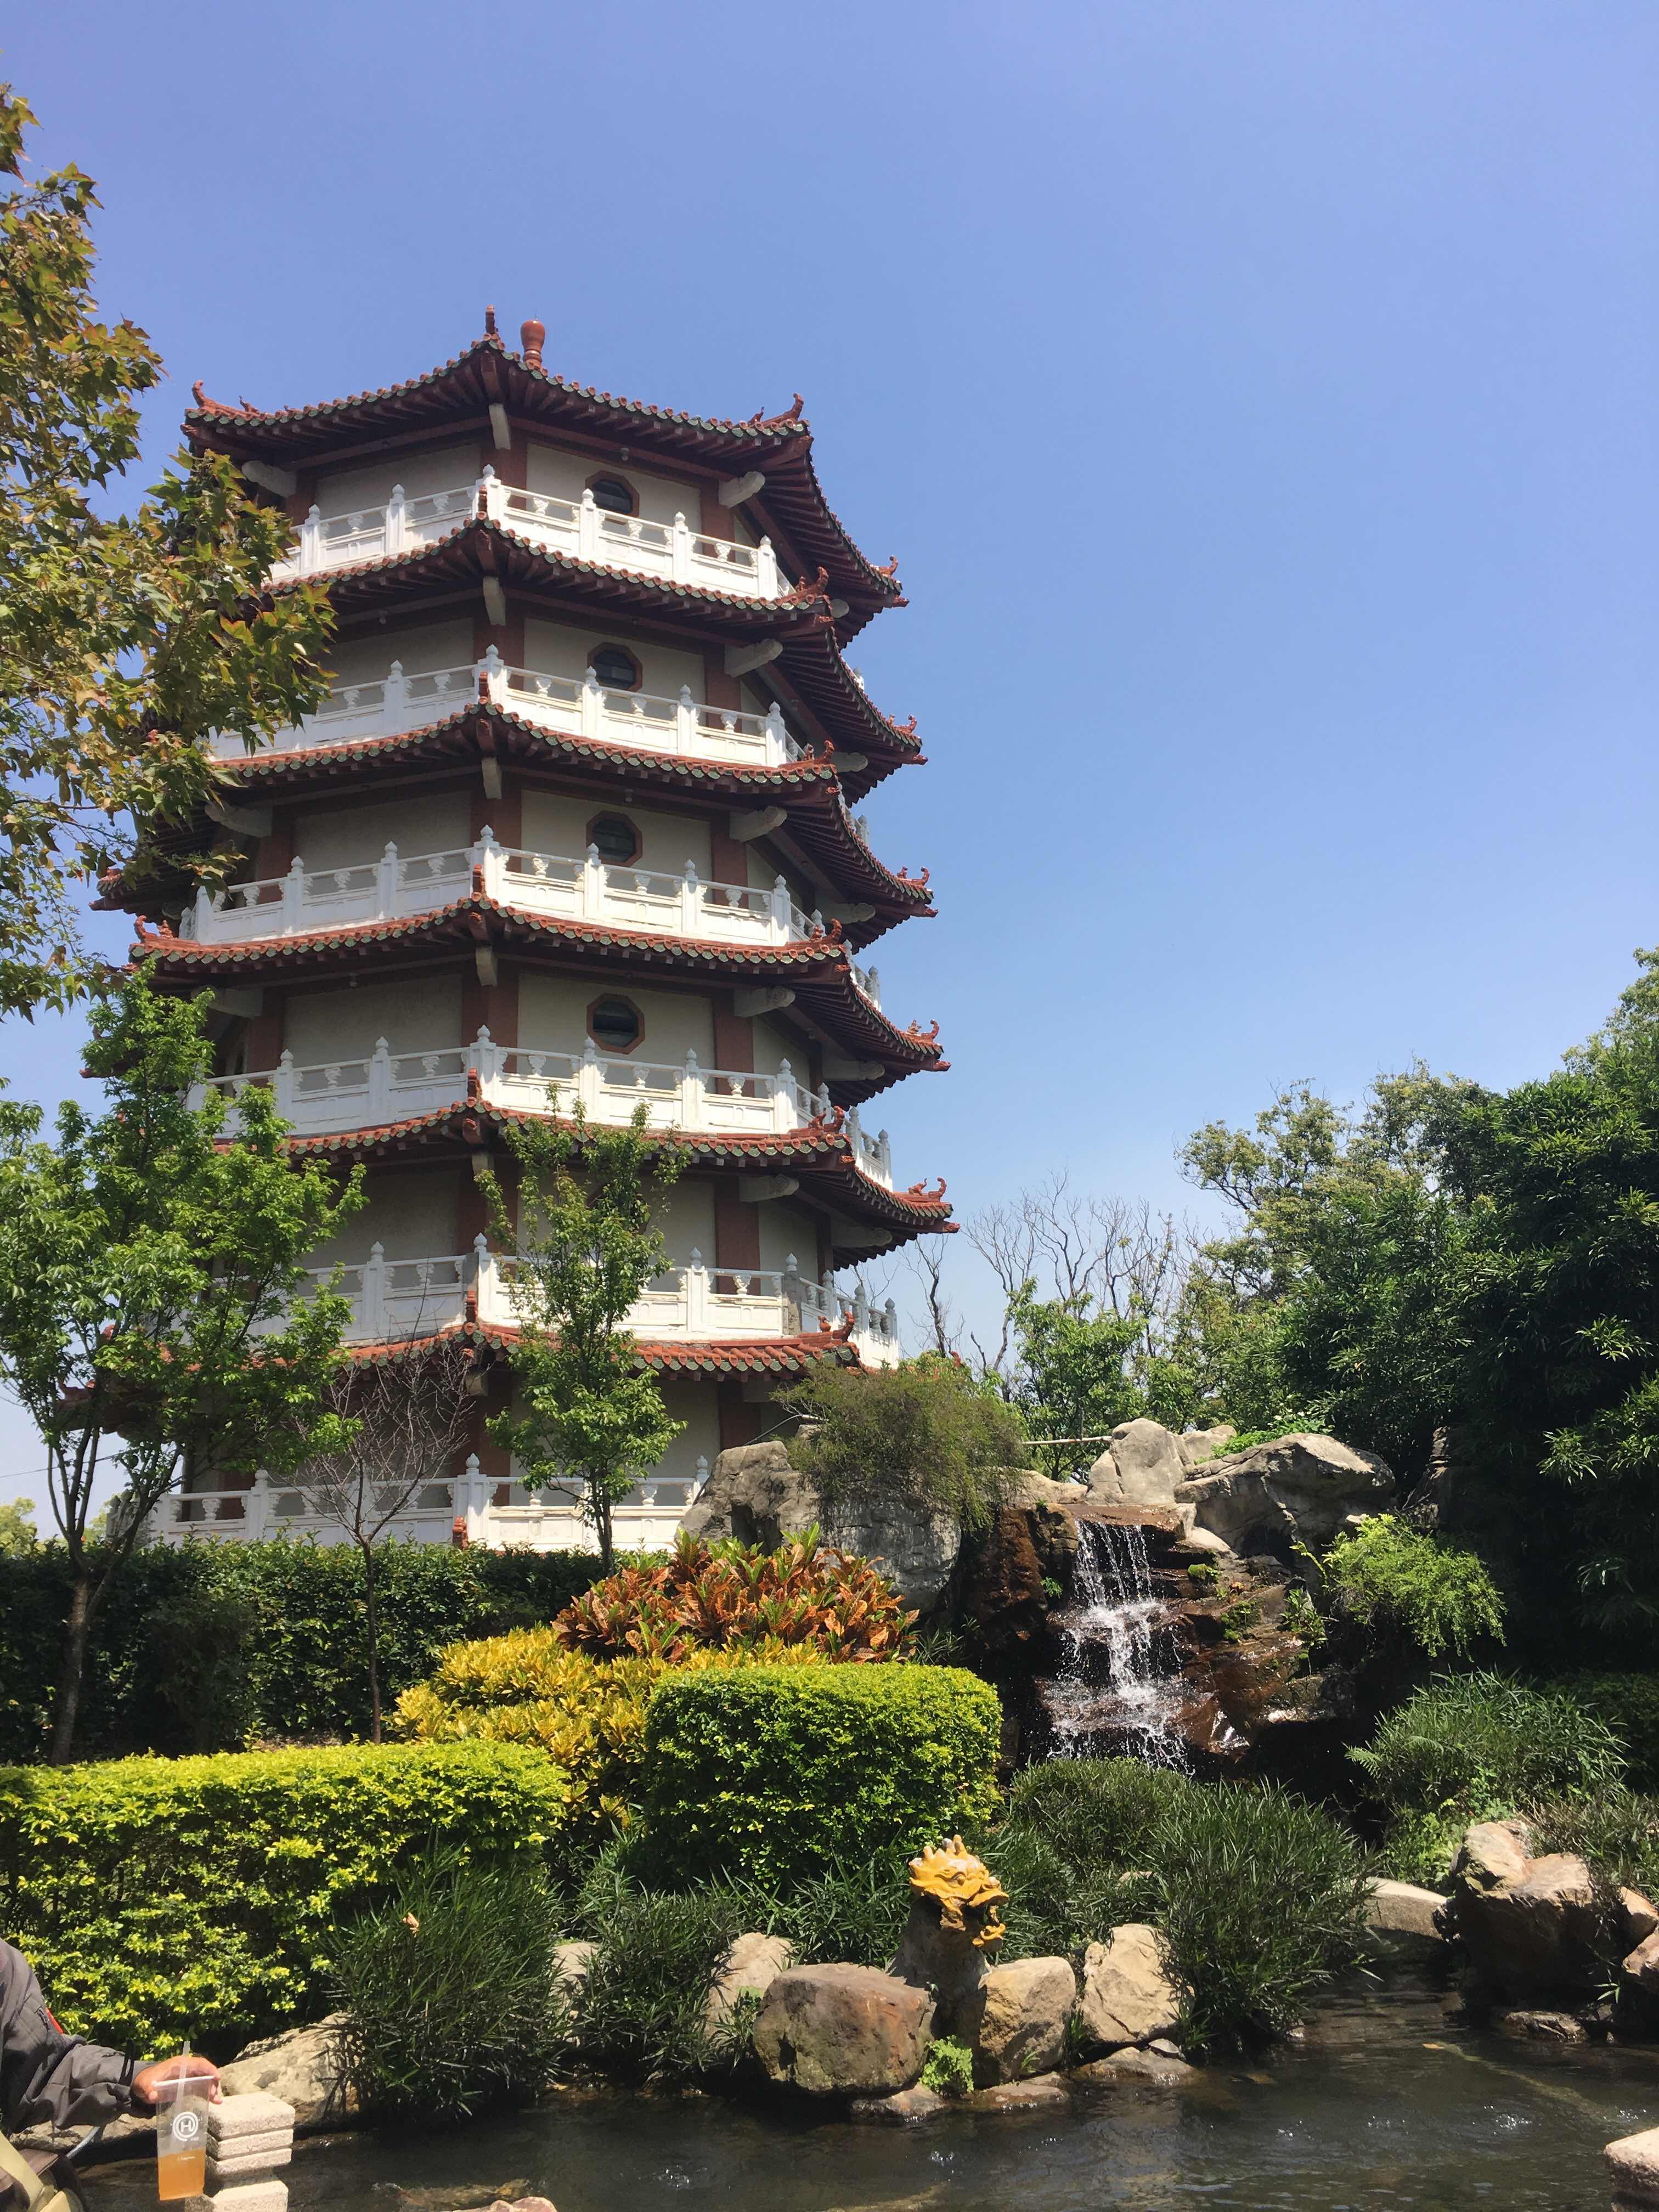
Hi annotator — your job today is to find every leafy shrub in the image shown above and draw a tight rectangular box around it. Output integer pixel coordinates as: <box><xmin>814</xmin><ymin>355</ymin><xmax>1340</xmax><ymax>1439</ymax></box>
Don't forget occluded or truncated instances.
<box><xmin>921</xmin><ymin>2035</ymin><xmax>974</xmax><ymax>2096</ymax></box>
<box><xmin>763</xmin><ymin>1852</ymin><xmax>911</xmax><ymax>1967</ymax></box>
<box><xmin>334</xmin><ymin>1850</ymin><xmax>565</xmax><ymax>2120</ymax></box>
<box><xmin>783</xmin><ymin>1356</ymin><xmax>1026</xmax><ymax>1533</ymax></box>
<box><xmin>1351</xmin><ymin>1673</ymin><xmax>1627</xmax><ymax>1832</ymax></box>
<box><xmin>1320</xmin><ymin>1516</ymin><xmax>1505</xmax><ymax>1658</ymax></box>
<box><xmin>1281</xmin><ymin>1585</ymin><xmax>1325</xmax><ymax>1650</ymax></box>
<box><xmin>0</xmin><ymin>1742</ymin><xmax>564</xmax><ymax>2053</ymax></box>
<box><xmin>0</xmin><ymin>1539</ymin><xmax>606</xmax><ymax>1761</ymax></box>
<box><xmin>1152</xmin><ymin>1785</ymin><xmax>1369</xmax><ymax>2047</ymax></box>
<box><xmin>1548</xmin><ymin>1673</ymin><xmax>1659</xmax><ymax>1791</ymax></box>
<box><xmin>1002</xmin><ymin>1756</ymin><xmax>1192</xmax><ymax>1871</ymax></box>
<box><xmin>638</xmin><ymin>1664</ymin><xmax>1002</xmax><ymax>1889</ymax></box>
<box><xmin>555</xmin><ymin>1530</ymin><xmax>913</xmax><ymax>1662</ymax></box>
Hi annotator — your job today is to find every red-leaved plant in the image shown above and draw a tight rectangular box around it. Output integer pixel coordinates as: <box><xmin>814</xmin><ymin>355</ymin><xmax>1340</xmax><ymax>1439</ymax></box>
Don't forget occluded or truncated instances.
<box><xmin>552</xmin><ymin>1528</ymin><xmax>915</xmax><ymax>1663</ymax></box>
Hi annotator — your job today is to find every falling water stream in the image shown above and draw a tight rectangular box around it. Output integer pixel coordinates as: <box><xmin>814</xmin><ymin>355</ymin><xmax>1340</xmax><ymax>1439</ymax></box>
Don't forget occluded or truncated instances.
<box><xmin>1038</xmin><ymin>1518</ymin><xmax>1190</xmax><ymax>1766</ymax></box>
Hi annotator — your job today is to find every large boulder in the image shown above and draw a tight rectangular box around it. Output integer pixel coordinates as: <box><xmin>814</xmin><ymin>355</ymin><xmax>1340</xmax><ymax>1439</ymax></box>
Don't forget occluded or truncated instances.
<box><xmin>1077</xmin><ymin>1925</ymin><xmax>1183</xmax><ymax>2050</ymax></box>
<box><xmin>829</xmin><ymin>1497</ymin><xmax>963</xmax><ymax>1613</ymax></box>
<box><xmin>219</xmin><ymin>2016</ymin><xmax>353</xmax><ymax>2132</ymax></box>
<box><xmin>1178</xmin><ymin>1425</ymin><xmax>1237</xmax><ymax>1469</ymax></box>
<box><xmin>704</xmin><ymin>1931</ymin><xmax>795</xmax><ymax>2036</ymax></box>
<box><xmin>1443</xmin><ymin>1819</ymin><xmax>1651</xmax><ymax>1998</ymax></box>
<box><xmin>1363</xmin><ymin>1880</ymin><xmax>1449</xmax><ymax>1957</ymax></box>
<box><xmin>680</xmin><ymin>1440</ymin><xmax>961</xmax><ymax>1610</ymax></box>
<box><xmin>752</xmin><ymin>1963</ymin><xmax>934</xmax><ymax>2097</ymax></box>
<box><xmin>1174</xmin><ymin>1433</ymin><xmax>1395</xmax><ymax>1553</ymax></box>
<box><xmin>1087</xmin><ymin>1420</ymin><xmax>1188</xmax><ymax>1508</ymax></box>
<box><xmin>955</xmin><ymin>1956</ymin><xmax>1075</xmax><ymax>2086</ymax></box>
<box><xmin>680</xmin><ymin>1441</ymin><xmax>820</xmax><ymax>1548</ymax></box>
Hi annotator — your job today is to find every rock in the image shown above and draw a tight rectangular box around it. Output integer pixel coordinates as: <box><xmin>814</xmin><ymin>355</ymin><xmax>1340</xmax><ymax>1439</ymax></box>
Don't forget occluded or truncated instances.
<box><xmin>828</xmin><ymin>1497</ymin><xmax>963</xmax><ymax>1612</ymax></box>
<box><xmin>969</xmin><ymin>2072</ymin><xmax>1071</xmax><ymax>2113</ymax></box>
<box><xmin>678</xmin><ymin>1440</ymin><xmax>960</xmax><ymax>1610</ymax></box>
<box><xmin>1173</xmin><ymin>1433</ymin><xmax>1395</xmax><ymax>1553</ymax></box>
<box><xmin>956</xmin><ymin>1955</ymin><xmax>1075</xmax><ymax>2086</ymax></box>
<box><xmin>377</xmin><ymin>2184</ymin><xmax>531</xmax><ymax>2210</ymax></box>
<box><xmin>1606</xmin><ymin>2125</ymin><xmax>1659</xmax><ymax>2210</ymax></box>
<box><xmin>1623</xmin><ymin>1891</ymin><xmax>1659</xmax><ymax>1947</ymax></box>
<box><xmin>1621</xmin><ymin>1928</ymin><xmax>1659</xmax><ymax>2024</ymax></box>
<box><xmin>1146</xmin><ymin>2037</ymin><xmax>1185</xmax><ymax>2058</ymax></box>
<box><xmin>552</xmin><ymin>1940</ymin><xmax>598</xmax><ymax>1996</ymax></box>
<box><xmin>220</xmin><ymin>2015</ymin><xmax>353</xmax><ymax>2132</ymax></box>
<box><xmin>752</xmin><ymin>1964</ymin><xmax>934</xmax><ymax>2097</ymax></box>
<box><xmin>1495</xmin><ymin>2008</ymin><xmax>1589</xmax><ymax>2042</ymax></box>
<box><xmin>1077</xmin><ymin>1926</ymin><xmax>1182</xmax><ymax>2051</ymax></box>
<box><xmin>848</xmin><ymin>2085</ymin><xmax>949</xmax><ymax>2124</ymax></box>
<box><xmin>704</xmin><ymin>1931</ymin><xmax>795</xmax><ymax>2036</ymax></box>
<box><xmin>1072</xmin><ymin>2047</ymin><xmax>1197</xmax><ymax>2087</ymax></box>
<box><xmin>680</xmin><ymin>1441</ymin><xmax>821</xmax><ymax>1548</ymax></box>
<box><xmin>1177</xmin><ymin>1425</ymin><xmax>1237</xmax><ymax>1468</ymax></box>
<box><xmin>1364</xmin><ymin>1879</ymin><xmax>1449</xmax><ymax>1955</ymax></box>
<box><xmin>1445</xmin><ymin>1820</ymin><xmax>1608</xmax><ymax>1996</ymax></box>
<box><xmin>1181</xmin><ymin>1526</ymin><xmax>1234</xmax><ymax>1558</ymax></box>
<box><xmin>1087</xmin><ymin>1420</ymin><xmax>1188</xmax><ymax>1508</ymax></box>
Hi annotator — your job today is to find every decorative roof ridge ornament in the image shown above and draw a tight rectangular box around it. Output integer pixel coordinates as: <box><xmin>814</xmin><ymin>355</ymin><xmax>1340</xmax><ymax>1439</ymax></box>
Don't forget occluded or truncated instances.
<box><xmin>483</xmin><ymin>305</ymin><xmax>499</xmax><ymax>338</ymax></box>
<box><xmin>895</xmin><ymin>866</ymin><xmax>930</xmax><ymax>887</ymax></box>
<box><xmin>905</xmin><ymin>1018</ymin><xmax>941</xmax><ymax>1043</ymax></box>
<box><xmin>190</xmin><ymin>380</ymin><xmax>250</xmax><ymax>418</ymax></box>
<box><xmin>783</xmin><ymin>566</ymin><xmax>833</xmax><ymax>607</ymax></box>
<box><xmin>750</xmin><ymin>392</ymin><xmax>806</xmax><ymax>430</ymax></box>
<box><xmin>520</xmin><ymin>316</ymin><xmax>546</xmax><ymax>370</ymax></box>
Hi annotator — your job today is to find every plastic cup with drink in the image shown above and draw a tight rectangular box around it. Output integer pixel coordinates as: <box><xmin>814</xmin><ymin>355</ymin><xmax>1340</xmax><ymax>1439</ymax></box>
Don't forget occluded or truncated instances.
<box><xmin>154</xmin><ymin>2050</ymin><xmax>211</xmax><ymax>2203</ymax></box>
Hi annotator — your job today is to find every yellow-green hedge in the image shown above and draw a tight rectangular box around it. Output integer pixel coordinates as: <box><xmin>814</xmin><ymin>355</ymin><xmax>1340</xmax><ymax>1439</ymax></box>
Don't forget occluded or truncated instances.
<box><xmin>639</xmin><ymin>1663</ymin><xmax>1002</xmax><ymax>1889</ymax></box>
<box><xmin>0</xmin><ymin>1742</ymin><xmax>566</xmax><ymax>2056</ymax></box>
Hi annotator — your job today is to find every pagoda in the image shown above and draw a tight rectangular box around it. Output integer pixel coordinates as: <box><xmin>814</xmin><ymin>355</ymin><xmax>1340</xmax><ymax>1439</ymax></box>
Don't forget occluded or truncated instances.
<box><xmin>121</xmin><ymin>312</ymin><xmax>952</xmax><ymax>1551</ymax></box>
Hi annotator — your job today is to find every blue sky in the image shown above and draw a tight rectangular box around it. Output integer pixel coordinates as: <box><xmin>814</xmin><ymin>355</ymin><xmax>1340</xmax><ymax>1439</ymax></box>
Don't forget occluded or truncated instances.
<box><xmin>2</xmin><ymin>2</ymin><xmax>1656</xmax><ymax>1500</ymax></box>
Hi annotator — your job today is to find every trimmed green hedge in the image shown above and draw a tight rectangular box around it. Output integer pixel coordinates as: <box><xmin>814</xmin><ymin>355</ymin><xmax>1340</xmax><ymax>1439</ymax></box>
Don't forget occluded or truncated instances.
<box><xmin>0</xmin><ymin>1742</ymin><xmax>566</xmax><ymax>2057</ymax></box>
<box><xmin>639</xmin><ymin>1663</ymin><xmax>1001</xmax><ymax>1889</ymax></box>
<box><xmin>0</xmin><ymin>1541</ymin><xmax>606</xmax><ymax>1761</ymax></box>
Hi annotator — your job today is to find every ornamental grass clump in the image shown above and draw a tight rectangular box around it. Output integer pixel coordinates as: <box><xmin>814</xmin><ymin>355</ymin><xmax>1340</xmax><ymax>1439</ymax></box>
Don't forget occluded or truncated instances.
<box><xmin>333</xmin><ymin>1850</ymin><xmax>565</xmax><ymax>2121</ymax></box>
<box><xmin>554</xmin><ymin>1528</ymin><xmax>914</xmax><ymax>1662</ymax></box>
<box><xmin>1150</xmin><ymin>1785</ymin><xmax>1370</xmax><ymax>2049</ymax></box>
<box><xmin>1351</xmin><ymin>1671</ymin><xmax>1632</xmax><ymax>1883</ymax></box>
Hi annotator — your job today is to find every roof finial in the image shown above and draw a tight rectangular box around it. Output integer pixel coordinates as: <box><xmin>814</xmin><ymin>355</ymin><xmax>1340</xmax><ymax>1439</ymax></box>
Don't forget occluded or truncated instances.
<box><xmin>520</xmin><ymin>316</ymin><xmax>545</xmax><ymax>370</ymax></box>
<box><xmin>484</xmin><ymin>304</ymin><xmax>498</xmax><ymax>338</ymax></box>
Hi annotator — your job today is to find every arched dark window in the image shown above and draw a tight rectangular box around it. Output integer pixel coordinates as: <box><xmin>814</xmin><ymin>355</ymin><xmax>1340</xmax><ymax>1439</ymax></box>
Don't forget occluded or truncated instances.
<box><xmin>590</xmin><ymin>643</ymin><xmax>641</xmax><ymax>690</ymax></box>
<box><xmin>588</xmin><ymin>473</ymin><xmax>637</xmax><ymax>515</ymax></box>
<box><xmin>588</xmin><ymin>813</ymin><xmax>641</xmax><ymax>865</ymax></box>
<box><xmin>588</xmin><ymin>995</ymin><xmax>643</xmax><ymax>1053</ymax></box>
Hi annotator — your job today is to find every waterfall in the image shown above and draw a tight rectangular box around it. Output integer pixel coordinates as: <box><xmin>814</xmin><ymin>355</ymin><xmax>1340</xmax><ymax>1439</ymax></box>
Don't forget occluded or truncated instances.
<box><xmin>1039</xmin><ymin>1519</ymin><xmax>1189</xmax><ymax>1768</ymax></box>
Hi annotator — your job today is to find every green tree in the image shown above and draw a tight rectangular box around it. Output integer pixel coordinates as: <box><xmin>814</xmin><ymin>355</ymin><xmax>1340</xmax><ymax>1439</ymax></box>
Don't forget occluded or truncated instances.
<box><xmin>482</xmin><ymin>1109</ymin><xmax>684</xmax><ymax>1572</ymax></box>
<box><xmin>0</xmin><ymin>1497</ymin><xmax>36</xmax><ymax>1555</ymax></box>
<box><xmin>786</xmin><ymin>1353</ymin><xmax>1027</xmax><ymax>1530</ymax></box>
<box><xmin>1176</xmin><ymin>1072</ymin><xmax>1465</xmax><ymax>1469</ymax></box>
<box><xmin>1006</xmin><ymin>1286</ymin><xmax>1147</xmax><ymax>1479</ymax></box>
<box><xmin>0</xmin><ymin>969</ymin><xmax>361</xmax><ymax>1759</ymax></box>
<box><xmin>1436</xmin><ymin>950</ymin><xmax>1659</xmax><ymax>1637</ymax></box>
<box><xmin>0</xmin><ymin>82</ymin><xmax>331</xmax><ymax>1013</ymax></box>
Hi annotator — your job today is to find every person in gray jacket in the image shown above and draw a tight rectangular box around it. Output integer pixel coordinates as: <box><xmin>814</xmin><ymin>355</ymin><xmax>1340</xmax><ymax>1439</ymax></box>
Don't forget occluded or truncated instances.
<box><xmin>1</xmin><ymin>1940</ymin><xmax>219</xmax><ymax>2135</ymax></box>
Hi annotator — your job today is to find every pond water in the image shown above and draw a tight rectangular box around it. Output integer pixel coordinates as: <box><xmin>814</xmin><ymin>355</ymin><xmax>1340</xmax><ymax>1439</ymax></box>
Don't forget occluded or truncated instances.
<box><xmin>82</xmin><ymin>1976</ymin><xmax>1659</xmax><ymax>2212</ymax></box>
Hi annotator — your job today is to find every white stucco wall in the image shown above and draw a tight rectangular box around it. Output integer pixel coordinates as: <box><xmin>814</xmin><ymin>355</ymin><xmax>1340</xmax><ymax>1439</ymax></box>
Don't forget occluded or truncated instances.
<box><xmin>294</xmin><ymin>792</ymin><xmax>470</xmax><ymax>872</ymax></box>
<box><xmin>284</xmin><ymin>977</ymin><xmax>464</xmax><ymax>1064</ymax></box>
<box><xmin>518</xmin><ymin>973</ymin><xmax>714</xmax><ymax>1066</ymax></box>
<box><xmin>315</xmin><ymin>442</ymin><xmax>479</xmax><ymax>516</ymax></box>
<box><xmin>308</xmin><ymin>1167</ymin><xmax>462</xmax><ymax>1268</ymax></box>
<box><xmin>525</xmin><ymin>443</ymin><xmax>702</xmax><ymax>531</ymax></box>
<box><xmin>522</xmin><ymin>616</ymin><xmax>704</xmax><ymax>701</ymax></box>
<box><xmin>327</xmin><ymin>619</ymin><xmax>475</xmax><ymax>685</ymax></box>
<box><xmin>518</xmin><ymin>790</ymin><xmax>711</xmax><ymax>877</ymax></box>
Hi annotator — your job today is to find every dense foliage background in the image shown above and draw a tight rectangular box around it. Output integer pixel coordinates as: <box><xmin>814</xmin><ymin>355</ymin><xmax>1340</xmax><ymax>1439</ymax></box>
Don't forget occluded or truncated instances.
<box><xmin>0</xmin><ymin>1541</ymin><xmax>603</xmax><ymax>1761</ymax></box>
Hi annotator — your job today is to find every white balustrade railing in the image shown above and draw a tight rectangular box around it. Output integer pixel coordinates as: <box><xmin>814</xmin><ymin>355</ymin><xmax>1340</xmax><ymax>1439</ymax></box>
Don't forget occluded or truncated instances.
<box><xmin>251</xmin><ymin>1237</ymin><xmax>900</xmax><ymax>1363</ymax></box>
<box><xmin>207</xmin><ymin>650</ymin><xmax>804</xmax><ymax>771</ymax></box>
<box><xmin>157</xmin><ymin>1451</ymin><xmax>713</xmax><ymax>1550</ymax></box>
<box><xmin>178</xmin><ymin>828</ymin><xmax>817</xmax><ymax>951</ymax></box>
<box><xmin>269</xmin><ymin>469</ymin><xmax>782</xmax><ymax>599</ymax></box>
<box><xmin>188</xmin><ymin>1028</ymin><xmax>898</xmax><ymax>1182</ymax></box>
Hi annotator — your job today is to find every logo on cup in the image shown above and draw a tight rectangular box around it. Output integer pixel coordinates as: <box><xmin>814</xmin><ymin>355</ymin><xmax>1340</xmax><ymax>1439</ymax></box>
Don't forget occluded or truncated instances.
<box><xmin>172</xmin><ymin>2112</ymin><xmax>200</xmax><ymax>2143</ymax></box>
